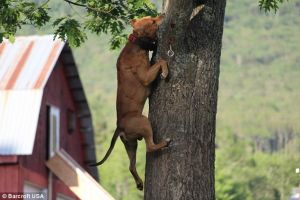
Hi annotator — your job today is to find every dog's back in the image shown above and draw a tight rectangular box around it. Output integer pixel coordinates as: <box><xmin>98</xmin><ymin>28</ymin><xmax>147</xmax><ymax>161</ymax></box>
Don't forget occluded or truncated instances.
<box><xmin>116</xmin><ymin>42</ymin><xmax>150</xmax><ymax>124</ymax></box>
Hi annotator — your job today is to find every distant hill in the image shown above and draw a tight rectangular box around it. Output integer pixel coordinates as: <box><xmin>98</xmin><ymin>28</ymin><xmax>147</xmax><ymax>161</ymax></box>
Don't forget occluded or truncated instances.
<box><xmin>216</xmin><ymin>0</ymin><xmax>300</xmax><ymax>199</ymax></box>
<box><xmin>15</xmin><ymin>0</ymin><xmax>300</xmax><ymax>199</ymax></box>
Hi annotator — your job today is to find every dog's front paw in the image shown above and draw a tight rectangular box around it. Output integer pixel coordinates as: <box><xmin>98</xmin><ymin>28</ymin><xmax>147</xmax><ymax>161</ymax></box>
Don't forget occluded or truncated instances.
<box><xmin>158</xmin><ymin>59</ymin><xmax>169</xmax><ymax>79</ymax></box>
<box><xmin>165</xmin><ymin>138</ymin><xmax>171</xmax><ymax>146</ymax></box>
<box><xmin>160</xmin><ymin>71</ymin><xmax>168</xmax><ymax>79</ymax></box>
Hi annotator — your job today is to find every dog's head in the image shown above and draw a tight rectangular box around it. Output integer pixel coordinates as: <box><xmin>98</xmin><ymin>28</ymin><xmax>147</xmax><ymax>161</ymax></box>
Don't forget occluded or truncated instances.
<box><xmin>131</xmin><ymin>15</ymin><xmax>164</xmax><ymax>39</ymax></box>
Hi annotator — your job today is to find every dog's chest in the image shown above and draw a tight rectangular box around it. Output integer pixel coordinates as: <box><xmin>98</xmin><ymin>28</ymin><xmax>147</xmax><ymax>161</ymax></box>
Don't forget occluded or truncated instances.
<box><xmin>138</xmin><ymin>51</ymin><xmax>150</xmax><ymax>65</ymax></box>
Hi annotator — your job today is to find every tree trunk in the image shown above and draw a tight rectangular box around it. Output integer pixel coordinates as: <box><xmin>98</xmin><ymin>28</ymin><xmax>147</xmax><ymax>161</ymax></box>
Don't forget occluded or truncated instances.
<box><xmin>145</xmin><ymin>1</ymin><xmax>226</xmax><ymax>199</ymax></box>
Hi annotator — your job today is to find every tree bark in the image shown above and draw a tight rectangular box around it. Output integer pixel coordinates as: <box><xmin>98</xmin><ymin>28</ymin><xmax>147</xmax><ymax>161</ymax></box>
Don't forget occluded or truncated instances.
<box><xmin>145</xmin><ymin>0</ymin><xmax>226</xmax><ymax>199</ymax></box>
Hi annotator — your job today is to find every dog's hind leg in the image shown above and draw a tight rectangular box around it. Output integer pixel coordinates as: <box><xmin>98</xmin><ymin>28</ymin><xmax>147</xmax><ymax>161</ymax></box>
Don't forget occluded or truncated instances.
<box><xmin>121</xmin><ymin>114</ymin><xmax>170</xmax><ymax>152</ymax></box>
<box><xmin>120</xmin><ymin>136</ymin><xmax>144</xmax><ymax>190</ymax></box>
<box><xmin>144</xmin><ymin>132</ymin><xmax>171</xmax><ymax>153</ymax></box>
<box><xmin>134</xmin><ymin>116</ymin><xmax>170</xmax><ymax>152</ymax></box>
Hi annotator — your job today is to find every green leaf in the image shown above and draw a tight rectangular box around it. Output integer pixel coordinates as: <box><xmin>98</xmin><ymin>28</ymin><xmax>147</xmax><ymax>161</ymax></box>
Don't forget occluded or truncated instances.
<box><xmin>259</xmin><ymin>0</ymin><xmax>288</xmax><ymax>13</ymax></box>
<box><xmin>0</xmin><ymin>32</ymin><xmax>3</xmax><ymax>43</ymax></box>
<box><xmin>53</xmin><ymin>17</ymin><xmax>67</xmax><ymax>26</ymax></box>
<box><xmin>8</xmin><ymin>34</ymin><xmax>15</xmax><ymax>43</ymax></box>
<box><xmin>53</xmin><ymin>18</ymin><xmax>87</xmax><ymax>47</ymax></box>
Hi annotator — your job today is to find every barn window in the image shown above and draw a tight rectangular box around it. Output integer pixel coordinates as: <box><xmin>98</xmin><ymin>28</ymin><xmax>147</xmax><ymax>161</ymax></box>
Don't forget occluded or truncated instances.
<box><xmin>23</xmin><ymin>181</ymin><xmax>46</xmax><ymax>199</ymax></box>
<box><xmin>49</xmin><ymin>106</ymin><xmax>60</xmax><ymax>157</ymax></box>
<box><xmin>67</xmin><ymin>109</ymin><xmax>76</xmax><ymax>134</ymax></box>
<box><xmin>23</xmin><ymin>181</ymin><xmax>44</xmax><ymax>193</ymax></box>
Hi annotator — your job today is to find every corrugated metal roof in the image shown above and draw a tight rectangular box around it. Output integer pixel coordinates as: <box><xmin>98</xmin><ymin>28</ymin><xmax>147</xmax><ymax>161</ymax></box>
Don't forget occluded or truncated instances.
<box><xmin>0</xmin><ymin>90</ymin><xmax>43</xmax><ymax>154</ymax></box>
<box><xmin>0</xmin><ymin>35</ymin><xmax>98</xmax><ymax>180</ymax></box>
<box><xmin>0</xmin><ymin>35</ymin><xmax>64</xmax><ymax>156</ymax></box>
<box><xmin>0</xmin><ymin>35</ymin><xmax>64</xmax><ymax>90</ymax></box>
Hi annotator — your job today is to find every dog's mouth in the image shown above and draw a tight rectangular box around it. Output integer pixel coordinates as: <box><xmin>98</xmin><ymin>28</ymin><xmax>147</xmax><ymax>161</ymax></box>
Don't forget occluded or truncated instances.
<box><xmin>138</xmin><ymin>36</ymin><xmax>157</xmax><ymax>44</ymax></box>
<box><xmin>143</xmin><ymin>33</ymin><xmax>157</xmax><ymax>41</ymax></box>
<box><xmin>135</xmin><ymin>36</ymin><xmax>157</xmax><ymax>51</ymax></box>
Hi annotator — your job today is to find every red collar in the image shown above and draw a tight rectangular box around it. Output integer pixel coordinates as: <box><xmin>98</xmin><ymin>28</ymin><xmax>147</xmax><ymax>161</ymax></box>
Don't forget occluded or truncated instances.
<box><xmin>128</xmin><ymin>33</ymin><xmax>138</xmax><ymax>43</ymax></box>
<box><xmin>127</xmin><ymin>34</ymin><xmax>158</xmax><ymax>51</ymax></box>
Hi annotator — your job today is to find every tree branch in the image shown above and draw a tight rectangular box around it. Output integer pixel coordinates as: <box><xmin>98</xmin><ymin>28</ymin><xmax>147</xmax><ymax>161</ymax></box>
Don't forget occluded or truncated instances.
<box><xmin>62</xmin><ymin>0</ymin><xmax>116</xmax><ymax>15</ymax></box>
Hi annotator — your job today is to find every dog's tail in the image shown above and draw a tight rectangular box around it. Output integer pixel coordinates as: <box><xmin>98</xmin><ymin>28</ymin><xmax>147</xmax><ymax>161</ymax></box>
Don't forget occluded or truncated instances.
<box><xmin>89</xmin><ymin>128</ymin><xmax>120</xmax><ymax>166</ymax></box>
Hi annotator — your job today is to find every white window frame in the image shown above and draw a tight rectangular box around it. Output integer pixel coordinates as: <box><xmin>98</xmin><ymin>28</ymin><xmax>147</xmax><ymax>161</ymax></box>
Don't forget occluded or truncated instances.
<box><xmin>56</xmin><ymin>193</ymin><xmax>74</xmax><ymax>200</ymax></box>
<box><xmin>49</xmin><ymin>106</ymin><xmax>60</xmax><ymax>157</ymax></box>
<box><xmin>23</xmin><ymin>181</ymin><xmax>43</xmax><ymax>193</ymax></box>
<box><xmin>23</xmin><ymin>181</ymin><xmax>47</xmax><ymax>200</ymax></box>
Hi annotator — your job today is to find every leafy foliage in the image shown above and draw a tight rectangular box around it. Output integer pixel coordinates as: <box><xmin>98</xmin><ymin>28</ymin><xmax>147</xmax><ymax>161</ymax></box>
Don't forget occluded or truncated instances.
<box><xmin>1</xmin><ymin>0</ymin><xmax>286</xmax><ymax>47</ymax></box>
<box><xmin>53</xmin><ymin>17</ymin><xmax>87</xmax><ymax>47</ymax></box>
<box><xmin>0</xmin><ymin>0</ymin><xmax>157</xmax><ymax>48</ymax></box>
<box><xmin>259</xmin><ymin>0</ymin><xmax>287</xmax><ymax>12</ymax></box>
<box><xmin>0</xmin><ymin>0</ymin><xmax>50</xmax><ymax>42</ymax></box>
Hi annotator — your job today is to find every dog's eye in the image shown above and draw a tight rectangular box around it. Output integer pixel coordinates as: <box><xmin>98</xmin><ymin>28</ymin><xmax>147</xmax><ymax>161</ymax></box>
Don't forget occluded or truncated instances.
<box><xmin>152</xmin><ymin>20</ymin><xmax>156</xmax><ymax>24</ymax></box>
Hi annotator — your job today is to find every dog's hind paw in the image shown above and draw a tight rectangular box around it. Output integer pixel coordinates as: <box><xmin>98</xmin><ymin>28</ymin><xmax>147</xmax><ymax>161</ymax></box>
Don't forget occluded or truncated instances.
<box><xmin>137</xmin><ymin>181</ymin><xmax>144</xmax><ymax>191</ymax></box>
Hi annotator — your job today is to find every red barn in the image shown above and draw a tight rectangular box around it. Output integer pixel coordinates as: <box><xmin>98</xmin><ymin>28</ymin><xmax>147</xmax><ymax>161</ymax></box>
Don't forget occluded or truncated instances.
<box><xmin>0</xmin><ymin>36</ymin><xmax>114</xmax><ymax>200</ymax></box>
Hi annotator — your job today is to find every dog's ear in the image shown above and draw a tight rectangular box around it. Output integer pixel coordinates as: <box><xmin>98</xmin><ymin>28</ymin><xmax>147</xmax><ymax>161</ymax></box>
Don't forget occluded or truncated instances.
<box><xmin>130</xmin><ymin>19</ymin><xmax>137</xmax><ymax>27</ymax></box>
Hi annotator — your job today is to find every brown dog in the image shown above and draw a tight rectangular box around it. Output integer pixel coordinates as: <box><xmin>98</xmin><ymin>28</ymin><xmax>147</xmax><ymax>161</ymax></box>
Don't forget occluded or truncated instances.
<box><xmin>90</xmin><ymin>15</ymin><xmax>170</xmax><ymax>190</ymax></box>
